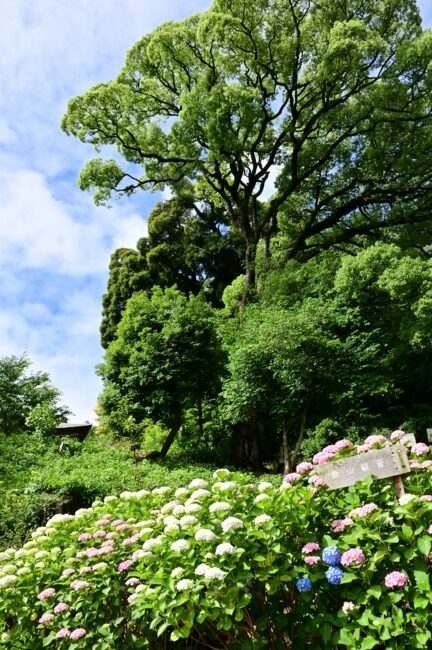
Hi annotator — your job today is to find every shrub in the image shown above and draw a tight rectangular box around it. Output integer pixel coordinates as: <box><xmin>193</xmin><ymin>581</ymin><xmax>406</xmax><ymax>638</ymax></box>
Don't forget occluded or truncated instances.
<box><xmin>0</xmin><ymin>433</ymin><xmax>431</xmax><ymax>648</ymax></box>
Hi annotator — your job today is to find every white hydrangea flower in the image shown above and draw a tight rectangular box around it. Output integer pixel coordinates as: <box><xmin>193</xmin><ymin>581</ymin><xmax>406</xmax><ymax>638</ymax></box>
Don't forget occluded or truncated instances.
<box><xmin>51</xmin><ymin>547</ymin><xmax>61</xmax><ymax>554</ymax></box>
<box><xmin>16</xmin><ymin>567</ymin><xmax>31</xmax><ymax>576</ymax></box>
<box><xmin>161</xmin><ymin>501</ymin><xmax>179</xmax><ymax>514</ymax></box>
<box><xmin>22</xmin><ymin>541</ymin><xmax>36</xmax><ymax>550</ymax></box>
<box><xmin>139</xmin><ymin>528</ymin><xmax>154</xmax><ymax>538</ymax></box>
<box><xmin>120</xmin><ymin>491</ymin><xmax>136</xmax><ymax>499</ymax></box>
<box><xmin>213</xmin><ymin>469</ymin><xmax>231</xmax><ymax>480</ymax></box>
<box><xmin>175</xmin><ymin>488</ymin><xmax>189</xmax><ymax>498</ymax></box>
<box><xmin>173</xmin><ymin>505</ymin><xmax>186</xmax><ymax>516</ymax></box>
<box><xmin>171</xmin><ymin>539</ymin><xmax>190</xmax><ymax>552</ymax></box>
<box><xmin>171</xmin><ymin>567</ymin><xmax>183</xmax><ymax>577</ymax></box>
<box><xmin>35</xmin><ymin>536</ymin><xmax>49</xmax><ymax>543</ymax></box>
<box><xmin>184</xmin><ymin>503</ymin><xmax>201</xmax><ymax>514</ymax></box>
<box><xmin>195</xmin><ymin>529</ymin><xmax>217</xmax><ymax>542</ymax></box>
<box><xmin>195</xmin><ymin>563</ymin><xmax>211</xmax><ymax>576</ymax></box>
<box><xmin>254</xmin><ymin>494</ymin><xmax>270</xmax><ymax>504</ymax></box>
<box><xmin>104</xmin><ymin>496</ymin><xmax>117</xmax><ymax>503</ymax></box>
<box><xmin>142</xmin><ymin>537</ymin><xmax>163</xmax><ymax>551</ymax></box>
<box><xmin>1</xmin><ymin>565</ymin><xmax>17</xmax><ymax>575</ymax></box>
<box><xmin>180</xmin><ymin>516</ymin><xmax>198</xmax><ymax>528</ymax></box>
<box><xmin>35</xmin><ymin>562</ymin><xmax>45</xmax><ymax>569</ymax></box>
<box><xmin>136</xmin><ymin>490</ymin><xmax>150</xmax><ymax>498</ymax></box>
<box><xmin>135</xmin><ymin>520</ymin><xmax>154</xmax><ymax>528</ymax></box>
<box><xmin>209</xmin><ymin>502</ymin><xmax>231</xmax><ymax>513</ymax></box>
<box><xmin>254</xmin><ymin>514</ymin><xmax>272</xmax><ymax>525</ymax></box>
<box><xmin>221</xmin><ymin>517</ymin><xmax>244</xmax><ymax>533</ymax></box>
<box><xmin>213</xmin><ymin>481</ymin><xmax>237</xmax><ymax>492</ymax></box>
<box><xmin>92</xmin><ymin>562</ymin><xmax>108</xmax><ymax>571</ymax></box>
<box><xmin>190</xmin><ymin>489</ymin><xmax>211</xmax><ymax>501</ymax></box>
<box><xmin>14</xmin><ymin>549</ymin><xmax>29</xmax><ymax>559</ymax></box>
<box><xmin>75</xmin><ymin>508</ymin><xmax>91</xmax><ymax>518</ymax></box>
<box><xmin>0</xmin><ymin>575</ymin><xmax>17</xmax><ymax>587</ymax></box>
<box><xmin>204</xmin><ymin>567</ymin><xmax>227</xmax><ymax>581</ymax></box>
<box><xmin>165</xmin><ymin>524</ymin><xmax>180</xmax><ymax>534</ymax></box>
<box><xmin>152</xmin><ymin>486</ymin><xmax>171</xmax><ymax>495</ymax></box>
<box><xmin>258</xmin><ymin>482</ymin><xmax>273</xmax><ymax>492</ymax></box>
<box><xmin>215</xmin><ymin>543</ymin><xmax>236</xmax><ymax>555</ymax></box>
<box><xmin>45</xmin><ymin>528</ymin><xmax>56</xmax><ymax>535</ymax></box>
<box><xmin>188</xmin><ymin>479</ymin><xmax>209</xmax><ymax>489</ymax></box>
<box><xmin>176</xmin><ymin>579</ymin><xmax>194</xmax><ymax>591</ymax></box>
<box><xmin>35</xmin><ymin>551</ymin><xmax>49</xmax><ymax>559</ymax></box>
<box><xmin>399</xmin><ymin>493</ymin><xmax>416</xmax><ymax>506</ymax></box>
<box><xmin>92</xmin><ymin>500</ymin><xmax>103</xmax><ymax>507</ymax></box>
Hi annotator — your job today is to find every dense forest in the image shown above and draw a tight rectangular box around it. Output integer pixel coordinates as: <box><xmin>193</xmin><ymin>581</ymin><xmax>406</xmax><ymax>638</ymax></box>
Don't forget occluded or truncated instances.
<box><xmin>60</xmin><ymin>0</ymin><xmax>432</xmax><ymax>470</ymax></box>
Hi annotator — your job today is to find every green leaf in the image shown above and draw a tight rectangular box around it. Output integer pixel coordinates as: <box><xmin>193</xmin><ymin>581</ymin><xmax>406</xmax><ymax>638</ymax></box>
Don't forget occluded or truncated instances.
<box><xmin>367</xmin><ymin>585</ymin><xmax>382</xmax><ymax>599</ymax></box>
<box><xmin>414</xmin><ymin>570</ymin><xmax>430</xmax><ymax>592</ymax></box>
<box><xmin>359</xmin><ymin>637</ymin><xmax>379</xmax><ymax>649</ymax></box>
<box><xmin>417</xmin><ymin>536</ymin><xmax>431</xmax><ymax>556</ymax></box>
<box><xmin>401</xmin><ymin>523</ymin><xmax>413</xmax><ymax>539</ymax></box>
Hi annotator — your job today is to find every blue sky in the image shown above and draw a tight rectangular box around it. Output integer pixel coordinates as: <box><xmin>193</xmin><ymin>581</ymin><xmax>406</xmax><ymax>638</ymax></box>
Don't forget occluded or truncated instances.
<box><xmin>1</xmin><ymin>1</ymin><xmax>431</xmax><ymax>422</ymax></box>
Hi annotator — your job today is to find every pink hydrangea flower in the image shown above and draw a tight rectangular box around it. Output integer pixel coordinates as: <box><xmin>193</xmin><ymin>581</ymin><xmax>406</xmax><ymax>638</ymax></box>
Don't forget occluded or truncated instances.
<box><xmin>428</xmin><ymin>525</ymin><xmax>432</xmax><ymax>535</ymax></box>
<box><xmin>283</xmin><ymin>472</ymin><xmax>301</xmax><ymax>485</ymax></box>
<box><xmin>93</xmin><ymin>530</ymin><xmax>107</xmax><ymax>538</ymax></box>
<box><xmin>411</xmin><ymin>443</ymin><xmax>430</xmax><ymax>457</ymax></box>
<box><xmin>313</xmin><ymin>451</ymin><xmax>334</xmax><ymax>465</ymax></box>
<box><xmin>116</xmin><ymin>524</ymin><xmax>130</xmax><ymax>532</ymax></box>
<box><xmin>349</xmin><ymin>503</ymin><xmax>378</xmax><ymax>519</ymax></box>
<box><xmin>335</xmin><ymin>439</ymin><xmax>353</xmax><ymax>451</ymax></box>
<box><xmin>308</xmin><ymin>475</ymin><xmax>326</xmax><ymax>487</ymax></box>
<box><xmin>121</xmin><ymin>535</ymin><xmax>139</xmax><ymax>546</ymax></box>
<box><xmin>296</xmin><ymin>462</ymin><xmax>314</xmax><ymax>474</ymax></box>
<box><xmin>420</xmin><ymin>495</ymin><xmax>432</xmax><ymax>502</ymax></box>
<box><xmin>340</xmin><ymin>548</ymin><xmax>365</xmax><ymax>566</ymax></box>
<box><xmin>125</xmin><ymin>577</ymin><xmax>140</xmax><ymax>587</ymax></box>
<box><xmin>95</xmin><ymin>519</ymin><xmax>110</xmax><ymax>526</ymax></box>
<box><xmin>54</xmin><ymin>603</ymin><xmax>69</xmax><ymax>614</ymax></box>
<box><xmin>61</xmin><ymin>568</ymin><xmax>75</xmax><ymax>577</ymax></box>
<box><xmin>364</xmin><ymin>435</ymin><xmax>387</xmax><ymax>447</ymax></box>
<box><xmin>356</xmin><ymin>444</ymin><xmax>369</xmax><ymax>454</ymax></box>
<box><xmin>420</xmin><ymin>460</ymin><xmax>432</xmax><ymax>468</ymax></box>
<box><xmin>118</xmin><ymin>560</ymin><xmax>133</xmax><ymax>572</ymax></box>
<box><xmin>106</xmin><ymin>531</ymin><xmax>117</xmax><ymax>539</ymax></box>
<box><xmin>384</xmin><ymin>571</ymin><xmax>407</xmax><ymax>588</ymax></box>
<box><xmin>304</xmin><ymin>555</ymin><xmax>320</xmax><ymax>566</ymax></box>
<box><xmin>322</xmin><ymin>444</ymin><xmax>337</xmax><ymax>454</ymax></box>
<box><xmin>302</xmin><ymin>542</ymin><xmax>320</xmax><ymax>554</ymax></box>
<box><xmin>111</xmin><ymin>519</ymin><xmax>125</xmax><ymax>527</ymax></box>
<box><xmin>70</xmin><ymin>628</ymin><xmax>87</xmax><ymax>641</ymax></box>
<box><xmin>38</xmin><ymin>613</ymin><xmax>54</xmax><ymax>624</ymax></box>
<box><xmin>390</xmin><ymin>429</ymin><xmax>405</xmax><ymax>441</ymax></box>
<box><xmin>70</xmin><ymin>580</ymin><xmax>89</xmax><ymax>591</ymax></box>
<box><xmin>56</xmin><ymin>628</ymin><xmax>71</xmax><ymax>639</ymax></box>
<box><xmin>331</xmin><ymin>518</ymin><xmax>353</xmax><ymax>532</ymax></box>
<box><xmin>77</xmin><ymin>533</ymin><xmax>91</xmax><ymax>542</ymax></box>
<box><xmin>37</xmin><ymin>588</ymin><xmax>56</xmax><ymax>601</ymax></box>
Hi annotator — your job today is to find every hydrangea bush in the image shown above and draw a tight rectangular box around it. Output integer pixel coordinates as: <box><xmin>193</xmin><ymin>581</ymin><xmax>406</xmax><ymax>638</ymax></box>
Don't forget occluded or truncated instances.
<box><xmin>0</xmin><ymin>433</ymin><xmax>431</xmax><ymax>648</ymax></box>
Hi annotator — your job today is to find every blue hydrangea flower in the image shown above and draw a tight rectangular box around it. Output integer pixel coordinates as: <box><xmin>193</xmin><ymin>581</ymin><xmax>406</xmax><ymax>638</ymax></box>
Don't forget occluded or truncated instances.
<box><xmin>296</xmin><ymin>577</ymin><xmax>312</xmax><ymax>592</ymax></box>
<box><xmin>326</xmin><ymin>566</ymin><xmax>344</xmax><ymax>585</ymax></box>
<box><xmin>322</xmin><ymin>546</ymin><xmax>341</xmax><ymax>566</ymax></box>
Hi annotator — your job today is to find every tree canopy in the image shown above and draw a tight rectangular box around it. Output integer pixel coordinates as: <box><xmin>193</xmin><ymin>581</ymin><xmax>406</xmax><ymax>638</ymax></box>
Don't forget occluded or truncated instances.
<box><xmin>63</xmin><ymin>0</ymin><xmax>432</xmax><ymax>303</ymax></box>
<box><xmin>0</xmin><ymin>355</ymin><xmax>69</xmax><ymax>435</ymax></box>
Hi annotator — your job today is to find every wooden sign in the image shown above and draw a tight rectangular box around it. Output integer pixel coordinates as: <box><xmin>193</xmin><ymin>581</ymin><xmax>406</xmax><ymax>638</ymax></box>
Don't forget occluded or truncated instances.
<box><xmin>315</xmin><ymin>445</ymin><xmax>410</xmax><ymax>490</ymax></box>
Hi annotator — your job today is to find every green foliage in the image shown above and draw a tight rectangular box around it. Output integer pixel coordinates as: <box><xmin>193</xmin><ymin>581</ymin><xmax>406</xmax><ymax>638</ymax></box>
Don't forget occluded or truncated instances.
<box><xmin>25</xmin><ymin>403</ymin><xmax>58</xmax><ymax>439</ymax></box>
<box><xmin>0</xmin><ymin>434</ymin><xmax>431</xmax><ymax>648</ymax></box>
<box><xmin>98</xmin><ymin>287</ymin><xmax>224</xmax><ymax>454</ymax></box>
<box><xmin>100</xmin><ymin>197</ymin><xmax>242</xmax><ymax>348</ymax></box>
<box><xmin>0</xmin><ymin>355</ymin><xmax>68</xmax><ymax>436</ymax></box>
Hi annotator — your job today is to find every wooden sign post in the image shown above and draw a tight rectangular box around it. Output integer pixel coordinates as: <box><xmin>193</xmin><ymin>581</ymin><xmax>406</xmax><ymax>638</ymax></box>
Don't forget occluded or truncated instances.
<box><xmin>315</xmin><ymin>445</ymin><xmax>410</xmax><ymax>492</ymax></box>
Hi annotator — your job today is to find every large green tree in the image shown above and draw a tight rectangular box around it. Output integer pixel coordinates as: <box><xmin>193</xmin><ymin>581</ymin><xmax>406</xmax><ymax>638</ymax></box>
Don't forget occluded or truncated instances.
<box><xmin>0</xmin><ymin>355</ymin><xmax>69</xmax><ymax>436</ymax></box>
<box><xmin>100</xmin><ymin>195</ymin><xmax>242</xmax><ymax>348</ymax></box>
<box><xmin>98</xmin><ymin>287</ymin><xmax>223</xmax><ymax>456</ymax></box>
<box><xmin>63</xmin><ymin>0</ymin><xmax>432</xmax><ymax>305</ymax></box>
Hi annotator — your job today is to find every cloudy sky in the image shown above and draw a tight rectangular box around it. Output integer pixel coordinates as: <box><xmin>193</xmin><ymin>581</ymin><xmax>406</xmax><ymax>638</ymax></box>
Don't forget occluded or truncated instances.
<box><xmin>1</xmin><ymin>1</ymin><xmax>431</xmax><ymax>422</ymax></box>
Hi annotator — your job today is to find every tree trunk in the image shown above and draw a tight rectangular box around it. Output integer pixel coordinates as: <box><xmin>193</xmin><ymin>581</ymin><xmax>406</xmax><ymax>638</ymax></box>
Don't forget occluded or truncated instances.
<box><xmin>289</xmin><ymin>407</ymin><xmax>307</xmax><ymax>470</ymax></box>
<box><xmin>197</xmin><ymin>398</ymin><xmax>203</xmax><ymax>438</ymax></box>
<box><xmin>159</xmin><ymin>411</ymin><xmax>182</xmax><ymax>458</ymax></box>
<box><xmin>229</xmin><ymin>415</ymin><xmax>265</xmax><ymax>471</ymax></box>
<box><xmin>240</xmin><ymin>239</ymin><xmax>257</xmax><ymax>311</ymax></box>
<box><xmin>281</xmin><ymin>415</ymin><xmax>290</xmax><ymax>473</ymax></box>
